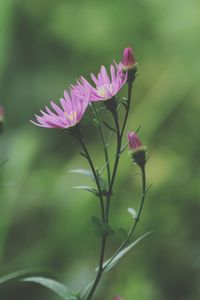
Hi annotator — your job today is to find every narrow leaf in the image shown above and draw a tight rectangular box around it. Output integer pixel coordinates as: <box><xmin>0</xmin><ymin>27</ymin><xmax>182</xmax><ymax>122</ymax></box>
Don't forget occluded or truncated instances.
<box><xmin>0</xmin><ymin>269</ymin><xmax>46</xmax><ymax>285</ymax></box>
<box><xmin>70</xmin><ymin>169</ymin><xmax>94</xmax><ymax>180</ymax></box>
<box><xmin>127</xmin><ymin>208</ymin><xmax>137</xmax><ymax>219</ymax></box>
<box><xmin>73</xmin><ymin>186</ymin><xmax>98</xmax><ymax>196</ymax></box>
<box><xmin>70</xmin><ymin>169</ymin><xmax>107</xmax><ymax>194</ymax></box>
<box><xmin>103</xmin><ymin>231</ymin><xmax>152</xmax><ymax>272</ymax></box>
<box><xmin>22</xmin><ymin>277</ymin><xmax>77</xmax><ymax>300</ymax></box>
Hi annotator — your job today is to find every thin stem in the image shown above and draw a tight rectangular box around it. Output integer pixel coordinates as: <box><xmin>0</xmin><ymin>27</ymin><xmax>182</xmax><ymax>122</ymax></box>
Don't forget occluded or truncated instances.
<box><xmin>103</xmin><ymin>165</ymin><xmax>146</xmax><ymax>270</ymax></box>
<box><xmin>85</xmin><ymin>81</ymin><xmax>134</xmax><ymax>299</ymax></box>
<box><xmin>105</xmin><ymin>109</ymin><xmax>121</xmax><ymax>223</ymax></box>
<box><xmin>78</xmin><ymin>137</ymin><xmax>107</xmax><ymax>300</ymax></box>
<box><xmin>86</xmin><ymin>109</ymin><xmax>122</xmax><ymax>299</ymax></box>
<box><xmin>78</xmin><ymin>137</ymin><xmax>105</xmax><ymax>222</ymax></box>
<box><xmin>120</xmin><ymin>82</ymin><xmax>132</xmax><ymax>139</ymax></box>
<box><xmin>99</xmin><ymin>141</ymin><xmax>129</xmax><ymax>175</ymax></box>
<box><xmin>86</xmin><ymin>235</ymin><xmax>106</xmax><ymax>300</ymax></box>
<box><xmin>92</xmin><ymin>103</ymin><xmax>111</xmax><ymax>185</ymax></box>
<box><xmin>105</xmin><ymin>82</ymin><xmax>133</xmax><ymax>223</ymax></box>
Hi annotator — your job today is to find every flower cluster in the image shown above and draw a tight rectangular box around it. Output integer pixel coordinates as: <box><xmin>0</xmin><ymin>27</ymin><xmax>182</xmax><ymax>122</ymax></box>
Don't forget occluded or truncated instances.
<box><xmin>29</xmin><ymin>46</ymin><xmax>149</xmax><ymax>300</ymax></box>
<box><xmin>31</xmin><ymin>47</ymin><xmax>136</xmax><ymax>129</ymax></box>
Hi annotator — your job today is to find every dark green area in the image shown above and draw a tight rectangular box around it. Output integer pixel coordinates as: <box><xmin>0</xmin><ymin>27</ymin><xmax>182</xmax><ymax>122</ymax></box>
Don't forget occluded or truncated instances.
<box><xmin>0</xmin><ymin>0</ymin><xmax>200</xmax><ymax>299</ymax></box>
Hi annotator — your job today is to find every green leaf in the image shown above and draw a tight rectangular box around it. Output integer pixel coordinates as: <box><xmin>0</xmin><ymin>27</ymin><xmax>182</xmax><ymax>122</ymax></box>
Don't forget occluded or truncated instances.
<box><xmin>0</xmin><ymin>269</ymin><xmax>46</xmax><ymax>285</ymax></box>
<box><xmin>103</xmin><ymin>231</ymin><xmax>152</xmax><ymax>271</ymax></box>
<box><xmin>91</xmin><ymin>216</ymin><xmax>114</xmax><ymax>237</ymax></box>
<box><xmin>22</xmin><ymin>277</ymin><xmax>78</xmax><ymax>300</ymax></box>
<box><xmin>73</xmin><ymin>186</ymin><xmax>98</xmax><ymax>196</ymax></box>
<box><xmin>127</xmin><ymin>208</ymin><xmax>137</xmax><ymax>219</ymax></box>
<box><xmin>103</xmin><ymin>121</ymin><xmax>117</xmax><ymax>133</ymax></box>
<box><xmin>70</xmin><ymin>169</ymin><xmax>107</xmax><ymax>194</ymax></box>
<box><xmin>0</xmin><ymin>271</ymin><xmax>79</xmax><ymax>300</ymax></box>
<box><xmin>70</xmin><ymin>169</ymin><xmax>94</xmax><ymax>180</ymax></box>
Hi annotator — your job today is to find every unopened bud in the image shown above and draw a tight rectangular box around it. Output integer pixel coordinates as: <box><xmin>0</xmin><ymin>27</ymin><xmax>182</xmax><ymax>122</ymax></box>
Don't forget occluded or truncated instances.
<box><xmin>128</xmin><ymin>131</ymin><xmax>142</xmax><ymax>150</ymax></box>
<box><xmin>123</xmin><ymin>47</ymin><xmax>137</xmax><ymax>84</ymax></box>
<box><xmin>123</xmin><ymin>47</ymin><xmax>136</xmax><ymax>70</ymax></box>
<box><xmin>127</xmin><ymin>131</ymin><xmax>146</xmax><ymax>168</ymax></box>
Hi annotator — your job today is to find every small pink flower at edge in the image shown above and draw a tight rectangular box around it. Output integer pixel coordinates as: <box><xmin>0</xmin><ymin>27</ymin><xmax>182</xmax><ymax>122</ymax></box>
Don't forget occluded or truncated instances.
<box><xmin>114</xmin><ymin>296</ymin><xmax>122</xmax><ymax>300</ymax></box>
<box><xmin>123</xmin><ymin>47</ymin><xmax>136</xmax><ymax>70</ymax></box>
<box><xmin>31</xmin><ymin>89</ymin><xmax>90</xmax><ymax>129</ymax></box>
<box><xmin>72</xmin><ymin>62</ymin><xmax>127</xmax><ymax>102</ymax></box>
<box><xmin>127</xmin><ymin>131</ymin><xmax>142</xmax><ymax>151</ymax></box>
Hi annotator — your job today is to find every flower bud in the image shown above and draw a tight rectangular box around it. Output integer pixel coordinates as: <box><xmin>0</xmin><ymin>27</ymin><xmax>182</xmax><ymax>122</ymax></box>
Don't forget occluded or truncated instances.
<box><xmin>122</xmin><ymin>47</ymin><xmax>137</xmax><ymax>85</ymax></box>
<box><xmin>114</xmin><ymin>296</ymin><xmax>123</xmax><ymax>300</ymax></box>
<box><xmin>0</xmin><ymin>106</ymin><xmax>4</xmax><ymax>134</ymax></box>
<box><xmin>127</xmin><ymin>131</ymin><xmax>142</xmax><ymax>150</ymax></box>
<box><xmin>127</xmin><ymin>131</ymin><xmax>146</xmax><ymax>168</ymax></box>
<box><xmin>123</xmin><ymin>47</ymin><xmax>136</xmax><ymax>70</ymax></box>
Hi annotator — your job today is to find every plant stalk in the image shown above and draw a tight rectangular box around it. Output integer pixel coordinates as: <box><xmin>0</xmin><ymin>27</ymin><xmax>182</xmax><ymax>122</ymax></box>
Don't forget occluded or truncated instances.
<box><xmin>103</xmin><ymin>165</ymin><xmax>146</xmax><ymax>271</ymax></box>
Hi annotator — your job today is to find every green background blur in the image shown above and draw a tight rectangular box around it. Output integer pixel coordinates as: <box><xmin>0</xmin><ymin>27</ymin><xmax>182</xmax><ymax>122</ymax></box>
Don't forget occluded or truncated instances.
<box><xmin>0</xmin><ymin>0</ymin><xmax>200</xmax><ymax>299</ymax></box>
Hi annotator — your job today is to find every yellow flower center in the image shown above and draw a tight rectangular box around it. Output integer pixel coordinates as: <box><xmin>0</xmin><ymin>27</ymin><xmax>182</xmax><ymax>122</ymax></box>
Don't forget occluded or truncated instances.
<box><xmin>97</xmin><ymin>87</ymin><xmax>107</xmax><ymax>98</ymax></box>
<box><xmin>64</xmin><ymin>111</ymin><xmax>77</xmax><ymax>123</ymax></box>
<box><xmin>97</xmin><ymin>84</ymin><xmax>113</xmax><ymax>97</ymax></box>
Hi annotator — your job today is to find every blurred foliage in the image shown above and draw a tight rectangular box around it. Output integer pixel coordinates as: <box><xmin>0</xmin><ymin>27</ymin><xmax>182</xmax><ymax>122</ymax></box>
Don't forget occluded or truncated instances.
<box><xmin>0</xmin><ymin>0</ymin><xmax>200</xmax><ymax>299</ymax></box>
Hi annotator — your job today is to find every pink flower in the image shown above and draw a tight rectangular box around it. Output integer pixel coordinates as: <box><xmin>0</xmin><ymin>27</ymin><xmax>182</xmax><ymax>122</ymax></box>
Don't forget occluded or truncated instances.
<box><xmin>123</xmin><ymin>47</ymin><xmax>136</xmax><ymax>70</ymax></box>
<box><xmin>31</xmin><ymin>90</ymin><xmax>89</xmax><ymax>129</ymax></box>
<box><xmin>127</xmin><ymin>131</ymin><xmax>142</xmax><ymax>150</ymax></box>
<box><xmin>72</xmin><ymin>62</ymin><xmax>127</xmax><ymax>102</ymax></box>
<box><xmin>113</xmin><ymin>296</ymin><xmax>123</xmax><ymax>300</ymax></box>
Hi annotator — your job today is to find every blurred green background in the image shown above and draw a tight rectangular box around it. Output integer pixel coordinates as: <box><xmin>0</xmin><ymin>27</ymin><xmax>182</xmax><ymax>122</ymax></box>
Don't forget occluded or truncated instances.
<box><xmin>0</xmin><ymin>0</ymin><xmax>200</xmax><ymax>299</ymax></box>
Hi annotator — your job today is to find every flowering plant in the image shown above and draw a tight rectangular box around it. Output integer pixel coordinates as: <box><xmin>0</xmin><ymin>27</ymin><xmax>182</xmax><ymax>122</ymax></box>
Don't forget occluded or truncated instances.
<box><xmin>0</xmin><ymin>47</ymin><xmax>151</xmax><ymax>300</ymax></box>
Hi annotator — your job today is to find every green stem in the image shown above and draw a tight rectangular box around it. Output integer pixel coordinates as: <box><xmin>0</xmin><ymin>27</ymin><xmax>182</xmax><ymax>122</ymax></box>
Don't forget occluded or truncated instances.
<box><xmin>85</xmin><ymin>81</ymin><xmax>134</xmax><ymax>299</ymax></box>
<box><xmin>105</xmin><ymin>109</ymin><xmax>121</xmax><ymax>223</ymax></box>
<box><xmin>92</xmin><ymin>103</ymin><xmax>111</xmax><ymax>185</ymax></box>
<box><xmin>120</xmin><ymin>82</ymin><xmax>132</xmax><ymax>139</ymax></box>
<box><xmin>103</xmin><ymin>165</ymin><xmax>146</xmax><ymax>270</ymax></box>
<box><xmin>86</xmin><ymin>235</ymin><xmax>106</xmax><ymax>300</ymax></box>
<box><xmin>78</xmin><ymin>137</ymin><xmax>105</xmax><ymax>222</ymax></box>
<box><xmin>86</xmin><ymin>109</ymin><xmax>122</xmax><ymax>299</ymax></box>
<box><xmin>78</xmin><ymin>137</ymin><xmax>107</xmax><ymax>300</ymax></box>
<box><xmin>106</xmin><ymin>82</ymin><xmax>133</xmax><ymax>223</ymax></box>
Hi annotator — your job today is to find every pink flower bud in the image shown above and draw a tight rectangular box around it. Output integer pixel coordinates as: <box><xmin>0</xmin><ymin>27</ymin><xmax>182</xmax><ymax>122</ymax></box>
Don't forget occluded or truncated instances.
<box><xmin>123</xmin><ymin>47</ymin><xmax>136</xmax><ymax>70</ymax></box>
<box><xmin>114</xmin><ymin>296</ymin><xmax>122</xmax><ymax>300</ymax></box>
<box><xmin>127</xmin><ymin>131</ymin><xmax>146</xmax><ymax>168</ymax></box>
<box><xmin>127</xmin><ymin>131</ymin><xmax>142</xmax><ymax>150</ymax></box>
